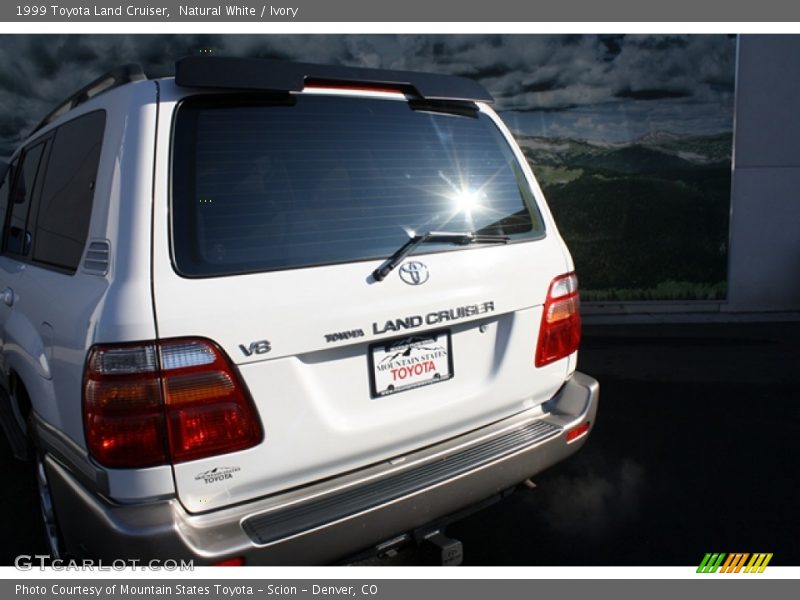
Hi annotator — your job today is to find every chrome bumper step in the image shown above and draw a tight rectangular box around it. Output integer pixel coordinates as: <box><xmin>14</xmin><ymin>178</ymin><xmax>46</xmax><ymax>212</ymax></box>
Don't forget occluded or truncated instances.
<box><xmin>242</xmin><ymin>419</ymin><xmax>560</xmax><ymax>545</ymax></box>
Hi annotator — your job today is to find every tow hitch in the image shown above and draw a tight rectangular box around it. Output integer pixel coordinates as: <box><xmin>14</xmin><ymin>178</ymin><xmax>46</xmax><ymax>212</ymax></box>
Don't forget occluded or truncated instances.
<box><xmin>420</xmin><ymin>530</ymin><xmax>463</xmax><ymax>566</ymax></box>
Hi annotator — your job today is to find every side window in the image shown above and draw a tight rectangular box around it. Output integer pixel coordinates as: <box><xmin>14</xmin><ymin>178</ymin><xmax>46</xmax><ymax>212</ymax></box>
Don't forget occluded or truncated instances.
<box><xmin>0</xmin><ymin>161</ymin><xmax>17</xmax><ymax>249</ymax></box>
<box><xmin>33</xmin><ymin>111</ymin><xmax>106</xmax><ymax>272</ymax></box>
<box><xmin>5</xmin><ymin>144</ymin><xmax>45</xmax><ymax>257</ymax></box>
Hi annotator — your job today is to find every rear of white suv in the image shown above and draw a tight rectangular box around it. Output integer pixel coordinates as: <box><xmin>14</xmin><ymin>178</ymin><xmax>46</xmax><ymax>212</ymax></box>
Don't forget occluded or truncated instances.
<box><xmin>1</xmin><ymin>57</ymin><xmax>598</xmax><ymax>565</ymax></box>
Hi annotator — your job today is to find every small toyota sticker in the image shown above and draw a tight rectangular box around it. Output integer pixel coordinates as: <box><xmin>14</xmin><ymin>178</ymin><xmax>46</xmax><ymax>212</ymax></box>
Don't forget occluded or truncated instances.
<box><xmin>194</xmin><ymin>466</ymin><xmax>241</xmax><ymax>485</ymax></box>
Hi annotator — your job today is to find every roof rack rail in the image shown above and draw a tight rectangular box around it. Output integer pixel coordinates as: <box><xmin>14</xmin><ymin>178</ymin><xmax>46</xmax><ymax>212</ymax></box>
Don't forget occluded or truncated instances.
<box><xmin>174</xmin><ymin>56</ymin><xmax>494</xmax><ymax>104</ymax></box>
<box><xmin>31</xmin><ymin>63</ymin><xmax>147</xmax><ymax>135</ymax></box>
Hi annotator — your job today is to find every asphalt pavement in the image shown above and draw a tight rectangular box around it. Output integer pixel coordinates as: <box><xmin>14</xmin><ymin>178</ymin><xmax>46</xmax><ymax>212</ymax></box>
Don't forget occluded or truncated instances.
<box><xmin>450</xmin><ymin>321</ymin><xmax>800</xmax><ymax>566</ymax></box>
<box><xmin>2</xmin><ymin>320</ymin><xmax>798</xmax><ymax>566</ymax></box>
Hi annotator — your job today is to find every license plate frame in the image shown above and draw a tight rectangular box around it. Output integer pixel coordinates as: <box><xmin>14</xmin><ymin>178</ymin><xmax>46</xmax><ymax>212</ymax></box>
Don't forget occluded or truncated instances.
<box><xmin>368</xmin><ymin>330</ymin><xmax>453</xmax><ymax>398</ymax></box>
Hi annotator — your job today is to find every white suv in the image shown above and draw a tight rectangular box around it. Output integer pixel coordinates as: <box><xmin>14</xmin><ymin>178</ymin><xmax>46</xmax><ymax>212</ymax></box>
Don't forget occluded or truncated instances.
<box><xmin>0</xmin><ymin>57</ymin><xmax>598</xmax><ymax>565</ymax></box>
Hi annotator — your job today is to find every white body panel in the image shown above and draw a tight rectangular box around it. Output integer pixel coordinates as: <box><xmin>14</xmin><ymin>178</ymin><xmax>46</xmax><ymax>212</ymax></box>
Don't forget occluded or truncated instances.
<box><xmin>50</xmin><ymin>84</ymin><xmax>162</xmax><ymax>444</ymax></box>
<box><xmin>0</xmin><ymin>81</ymin><xmax>176</xmax><ymax>499</ymax></box>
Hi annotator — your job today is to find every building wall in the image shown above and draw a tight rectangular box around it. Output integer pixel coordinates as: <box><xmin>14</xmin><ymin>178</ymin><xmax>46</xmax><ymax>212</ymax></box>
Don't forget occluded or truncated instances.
<box><xmin>726</xmin><ymin>35</ymin><xmax>800</xmax><ymax>312</ymax></box>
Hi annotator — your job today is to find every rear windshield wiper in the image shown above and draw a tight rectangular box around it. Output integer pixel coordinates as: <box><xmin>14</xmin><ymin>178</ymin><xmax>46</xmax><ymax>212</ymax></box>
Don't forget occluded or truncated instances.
<box><xmin>372</xmin><ymin>230</ymin><xmax>510</xmax><ymax>282</ymax></box>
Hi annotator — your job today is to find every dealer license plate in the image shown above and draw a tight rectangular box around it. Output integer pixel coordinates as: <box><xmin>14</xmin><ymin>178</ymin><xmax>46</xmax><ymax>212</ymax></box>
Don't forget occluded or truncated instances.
<box><xmin>369</xmin><ymin>331</ymin><xmax>453</xmax><ymax>397</ymax></box>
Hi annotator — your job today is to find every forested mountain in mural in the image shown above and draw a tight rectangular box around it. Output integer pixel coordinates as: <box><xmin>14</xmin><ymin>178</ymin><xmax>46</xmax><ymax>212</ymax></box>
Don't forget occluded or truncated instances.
<box><xmin>516</xmin><ymin>131</ymin><xmax>732</xmax><ymax>300</ymax></box>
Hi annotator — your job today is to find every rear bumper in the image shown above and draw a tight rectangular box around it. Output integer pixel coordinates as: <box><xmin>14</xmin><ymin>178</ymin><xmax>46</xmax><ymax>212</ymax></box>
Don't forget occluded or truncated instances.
<box><xmin>47</xmin><ymin>371</ymin><xmax>599</xmax><ymax>565</ymax></box>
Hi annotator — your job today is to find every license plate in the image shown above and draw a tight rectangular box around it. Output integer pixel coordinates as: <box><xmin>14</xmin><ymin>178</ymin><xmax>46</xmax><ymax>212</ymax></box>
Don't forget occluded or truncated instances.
<box><xmin>369</xmin><ymin>331</ymin><xmax>453</xmax><ymax>397</ymax></box>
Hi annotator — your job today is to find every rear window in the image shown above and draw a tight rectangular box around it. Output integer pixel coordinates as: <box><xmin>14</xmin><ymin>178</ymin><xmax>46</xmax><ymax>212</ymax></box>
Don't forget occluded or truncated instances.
<box><xmin>171</xmin><ymin>94</ymin><xmax>544</xmax><ymax>277</ymax></box>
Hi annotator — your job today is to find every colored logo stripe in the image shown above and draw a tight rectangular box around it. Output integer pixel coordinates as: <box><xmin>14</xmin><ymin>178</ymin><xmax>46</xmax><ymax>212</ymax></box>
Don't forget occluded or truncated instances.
<box><xmin>720</xmin><ymin>553</ymin><xmax>749</xmax><ymax>573</ymax></box>
<box><xmin>697</xmin><ymin>553</ymin><xmax>726</xmax><ymax>573</ymax></box>
<box><xmin>697</xmin><ymin>553</ymin><xmax>773</xmax><ymax>573</ymax></box>
<box><xmin>745</xmin><ymin>553</ymin><xmax>773</xmax><ymax>573</ymax></box>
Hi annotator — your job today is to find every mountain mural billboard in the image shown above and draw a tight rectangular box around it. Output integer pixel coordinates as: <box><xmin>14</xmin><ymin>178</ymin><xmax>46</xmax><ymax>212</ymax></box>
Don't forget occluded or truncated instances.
<box><xmin>0</xmin><ymin>34</ymin><xmax>735</xmax><ymax>301</ymax></box>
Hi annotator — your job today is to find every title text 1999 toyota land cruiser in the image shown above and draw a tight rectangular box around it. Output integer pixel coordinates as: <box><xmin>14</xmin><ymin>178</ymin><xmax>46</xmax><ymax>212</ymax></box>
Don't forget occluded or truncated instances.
<box><xmin>0</xmin><ymin>57</ymin><xmax>598</xmax><ymax>565</ymax></box>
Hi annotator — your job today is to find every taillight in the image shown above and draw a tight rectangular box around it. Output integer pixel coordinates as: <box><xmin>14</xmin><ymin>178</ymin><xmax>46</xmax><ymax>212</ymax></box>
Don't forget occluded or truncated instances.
<box><xmin>83</xmin><ymin>338</ymin><xmax>262</xmax><ymax>468</ymax></box>
<box><xmin>83</xmin><ymin>343</ymin><xmax>166</xmax><ymax>468</ymax></box>
<box><xmin>535</xmin><ymin>272</ymin><xmax>582</xmax><ymax>367</ymax></box>
<box><xmin>161</xmin><ymin>339</ymin><xmax>262</xmax><ymax>463</ymax></box>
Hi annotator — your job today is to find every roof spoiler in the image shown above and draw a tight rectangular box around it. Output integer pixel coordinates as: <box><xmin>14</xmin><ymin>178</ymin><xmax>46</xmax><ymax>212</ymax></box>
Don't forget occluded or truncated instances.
<box><xmin>174</xmin><ymin>56</ymin><xmax>494</xmax><ymax>103</ymax></box>
<box><xmin>29</xmin><ymin>57</ymin><xmax>492</xmax><ymax>138</ymax></box>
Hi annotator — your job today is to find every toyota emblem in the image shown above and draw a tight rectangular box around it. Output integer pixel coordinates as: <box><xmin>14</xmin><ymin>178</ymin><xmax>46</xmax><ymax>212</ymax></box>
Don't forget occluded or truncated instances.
<box><xmin>399</xmin><ymin>261</ymin><xmax>429</xmax><ymax>285</ymax></box>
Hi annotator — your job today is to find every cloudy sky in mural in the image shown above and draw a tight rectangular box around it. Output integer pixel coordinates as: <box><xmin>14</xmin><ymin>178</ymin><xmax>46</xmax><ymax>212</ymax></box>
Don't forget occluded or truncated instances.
<box><xmin>0</xmin><ymin>34</ymin><xmax>736</xmax><ymax>155</ymax></box>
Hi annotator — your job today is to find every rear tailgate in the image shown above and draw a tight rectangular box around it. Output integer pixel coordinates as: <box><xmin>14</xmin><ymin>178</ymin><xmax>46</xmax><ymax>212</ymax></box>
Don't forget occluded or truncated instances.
<box><xmin>154</xmin><ymin>244</ymin><xmax>569</xmax><ymax>512</ymax></box>
<box><xmin>152</xmin><ymin>85</ymin><xmax>573</xmax><ymax>513</ymax></box>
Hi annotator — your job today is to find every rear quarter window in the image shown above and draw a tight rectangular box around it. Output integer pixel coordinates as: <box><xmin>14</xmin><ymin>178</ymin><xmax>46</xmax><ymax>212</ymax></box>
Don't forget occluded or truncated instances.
<box><xmin>172</xmin><ymin>94</ymin><xmax>544</xmax><ymax>277</ymax></box>
<box><xmin>32</xmin><ymin>110</ymin><xmax>105</xmax><ymax>272</ymax></box>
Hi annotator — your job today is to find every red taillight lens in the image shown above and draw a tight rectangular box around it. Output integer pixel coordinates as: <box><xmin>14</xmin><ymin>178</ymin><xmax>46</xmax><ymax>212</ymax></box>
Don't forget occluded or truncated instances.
<box><xmin>83</xmin><ymin>338</ymin><xmax>263</xmax><ymax>468</ymax></box>
<box><xmin>84</xmin><ymin>343</ymin><xmax>167</xmax><ymax>468</ymax></box>
<box><xmin>535</xmin><ymin>272</ymin><xmax>582</xmax><ymax>367</ymax></box>
<box><xmin>161</xmin><ymin>339</ymin><xmax>263</xmax><ymax>463</ymax></box>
